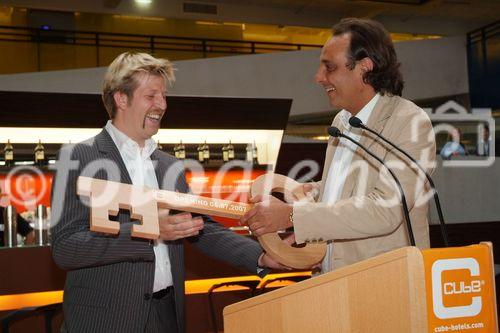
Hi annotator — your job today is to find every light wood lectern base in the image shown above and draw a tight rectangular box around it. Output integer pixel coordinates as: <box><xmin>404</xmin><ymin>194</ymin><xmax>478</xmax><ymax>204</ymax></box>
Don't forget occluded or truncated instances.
<box><xmin>224</xmin><ymin>243</ymin><xmax>499</xmax><ymax>333</ymax></box>
<box><xmin>224</xmin><ymin>247</ymin><xmax>427</xmax><ymax>333</ymax></box>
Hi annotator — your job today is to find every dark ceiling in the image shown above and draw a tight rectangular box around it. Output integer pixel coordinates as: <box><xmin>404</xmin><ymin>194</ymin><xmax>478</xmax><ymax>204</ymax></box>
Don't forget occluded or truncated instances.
<box><xmin>2</xmin><ymin>0</ymin><xmax>499</xmax><ymax>35</ymax></box>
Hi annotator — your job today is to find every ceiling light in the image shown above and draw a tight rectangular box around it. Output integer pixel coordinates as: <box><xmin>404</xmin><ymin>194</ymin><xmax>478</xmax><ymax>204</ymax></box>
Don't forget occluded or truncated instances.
<box><xmin>135</xmin><ymin>0</ymin><xmax>152</xmax><ymax>4</ymax></box>
<box><xmin>312</xmin><ymin>136</ymin><xmax>330</xmax><ymax>141</ymax></box>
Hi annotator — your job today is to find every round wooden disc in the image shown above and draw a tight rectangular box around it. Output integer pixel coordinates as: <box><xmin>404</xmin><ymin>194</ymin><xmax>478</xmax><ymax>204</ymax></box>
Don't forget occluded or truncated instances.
<box><xmin>251</xmin><ymin>174</ymin><xmax>326</xmax><ymax>270</ymax></box>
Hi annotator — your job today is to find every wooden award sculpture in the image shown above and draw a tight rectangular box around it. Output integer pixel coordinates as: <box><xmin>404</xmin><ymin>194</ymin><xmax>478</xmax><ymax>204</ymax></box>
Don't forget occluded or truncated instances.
<box><xmin>77</xmin><ymin>174</ymin><xmax>326</xmax><ymax>269</ymax></box>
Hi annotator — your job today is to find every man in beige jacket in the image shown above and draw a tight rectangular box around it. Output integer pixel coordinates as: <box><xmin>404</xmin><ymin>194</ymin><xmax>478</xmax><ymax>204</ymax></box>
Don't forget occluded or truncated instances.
<box><xmin>241</xmin><ymin>18</ymin><xmax>436</xmax><ymax>272</ymax></box>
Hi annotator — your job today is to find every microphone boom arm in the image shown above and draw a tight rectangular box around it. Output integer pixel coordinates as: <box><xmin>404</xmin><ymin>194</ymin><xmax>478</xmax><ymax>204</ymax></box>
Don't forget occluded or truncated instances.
<box><xmin>350</xmin><ymin>117</ymin><xmax>449</xmax><ymax>247</ymax></box>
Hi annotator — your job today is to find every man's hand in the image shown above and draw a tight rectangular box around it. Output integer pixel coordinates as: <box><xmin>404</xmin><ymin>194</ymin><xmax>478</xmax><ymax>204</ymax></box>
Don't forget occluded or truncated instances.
<box><xmin>158</xmin><ymin>210</ymin><xmax>204</xmax><ymax>241</ymax></box>
<box><xmin>257</xmin><ymin>234</ymin><xmax>320</xmax><ymax>271</ymax></box>
<box><xmin>239</xmin><ymin>195</ymin><xmax>293</xmax><ymax>237</ymax></box>
<box><xmin>302</xmin><ymin>182</ymin><xmax>319</xmax><ymax>200</ymax></box>
<box><xmin>24</xmin><ymin>230</ymin><xmax>35</xmax><ymax>245</ymax></box>
<box><xmin>258</xmin><ymin>233</ymin><xmax>296</xmax><ymax>270</ymax></box>
<box><xmin>258</xmin><ymin>252</ymin><xmax>292</xmax><ymax>270</ymax></box>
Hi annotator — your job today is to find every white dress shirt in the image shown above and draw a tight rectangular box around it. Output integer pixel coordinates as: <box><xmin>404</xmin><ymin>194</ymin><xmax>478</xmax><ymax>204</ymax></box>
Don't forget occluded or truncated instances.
<box><xmin>105</xmin><ymin>121</ymin><xmax>173</xmax><ymax>292</ymax></box>
<box><xmin>320</xmin><ymin>93</ymin><xmax>380</xmax><ymax>272</ymax></box>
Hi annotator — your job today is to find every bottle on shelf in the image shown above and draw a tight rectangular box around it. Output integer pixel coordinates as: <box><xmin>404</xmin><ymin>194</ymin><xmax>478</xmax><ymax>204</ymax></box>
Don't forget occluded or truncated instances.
<box><xmin>178</xmin><ymin>141</ymin><xmax>186</xmax><ymax>160</ymax></box>
<box><xmin>227</xmin><ymin>140</ymin><xmax>235</xmax><ymax>161</ymax></box>
<box><xmin>222</xmin><ymin>146</ymin><xmax>229</xmax><ymax>162</ymax></box>
<box><xmin>246</xmin><ymin>141</ymin><xmax>258</xmax><ymax>165</ymax></box>
<box><xmin>174</xmin><ymin>141</ymin><xmax>186</xmax><ymax>160</ymax></box>
<box><xmin>174</xmin><ymin>142</ymin><xmax>179</xmax><ymax>158</ymax></box>
<box><xmin>157</xmin><ymin>140</ymin><xmax>163</xmax><ymax>151</ymax></box>
<box><xmin>202</xmin><ymin>141</ymin><xmax>210</xmax><ymax>164</ymax></box>
<box><xmin>222</xmin><ymin>140</ymin><xmax>235</xmax><ymax>162</ymax></box>
<box><xmin>222</xmin><ymin>143</ymin><xmax>228</xmax><ymax>162</ymax></box>
<box><xmin>197</xmin><ymin>142</ymin><xmax>205</xmax><ymax>163</ymax></box>
<box><xmin>3</xmin><ymin>140</ymin><xmax>14</xmax><ymax>167</ymax></box>
<box><xmin>245</xmin><ymin>142</ymin><xmax>252</xmax><ymax>163</ymax></box>
<box><xmin>34</xmin><ymin>139</ymin><xmax>45</xmax><ymax>166</ymax></box>
<box><xmin>252</xmin><ymin>141</ymin><xmax>258</xmax><ymax>164</ymax></box>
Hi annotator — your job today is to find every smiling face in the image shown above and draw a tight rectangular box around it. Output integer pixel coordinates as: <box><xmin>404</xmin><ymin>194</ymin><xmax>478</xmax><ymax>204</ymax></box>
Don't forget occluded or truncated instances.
<box><xmin>112</xmin><ymin>73</ymin><xmax>167</xmax><ymax>146</ymax></box>
<box><xmin>315</xmin><ymin>34</ymin><xmax>375</xmax><ymax>114</ymax></box>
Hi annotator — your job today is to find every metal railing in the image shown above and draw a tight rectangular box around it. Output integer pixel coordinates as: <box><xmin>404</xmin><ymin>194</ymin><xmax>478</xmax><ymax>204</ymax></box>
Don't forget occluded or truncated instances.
<box><xmin>467</xmin><ymin>20</ymin><xmax>500</xmax><ymax>45</ymax></box>
<box><xmin>0</xmin><ymin>25</ymin><xmax>322</xmax><ymax>70</ymax></box>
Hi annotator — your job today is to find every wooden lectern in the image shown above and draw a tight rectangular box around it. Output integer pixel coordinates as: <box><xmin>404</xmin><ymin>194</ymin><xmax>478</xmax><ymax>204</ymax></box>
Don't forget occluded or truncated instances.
<box><xmin>224</xmin><ymin>247</ymin><xmax>427</xmax><ymax>332</ymax></box>
<box><xmin>224</xmin><ymin>244</ymin><xmax>498</xmax><ymax>333</ymax></box>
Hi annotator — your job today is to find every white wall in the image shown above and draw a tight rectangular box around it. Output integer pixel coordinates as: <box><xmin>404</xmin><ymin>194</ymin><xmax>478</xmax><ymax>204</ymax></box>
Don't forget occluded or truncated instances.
<box><xmin>0</xmin><ymin>35</ymin><xmax>469</xmax><ymax>117</ymax></box>
<box><xmin>397</xmin><ymin>36</ymin><xmax>469</xmax><ymax>103</ymax></box>
<box><xmin>431</xmin><ymin>158</ymin><xmax>500</xmax><ymax>224</ymax></box>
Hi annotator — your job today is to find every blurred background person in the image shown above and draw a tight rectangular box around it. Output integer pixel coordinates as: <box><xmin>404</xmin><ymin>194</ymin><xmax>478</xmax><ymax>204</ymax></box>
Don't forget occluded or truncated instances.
<box><xmin>0</xmin><ymin>187</ymin><xmax>35</xmax><ymax>246</ymax></box>
<box><xmin>440</xmin><ymin>127</ymin><xmax>467</xmax><ymax>159</ymax></box>
<box><xmin>477</xmin><ymin>124</ymin><xmax>491</xmax><ymax>156</ymax></box>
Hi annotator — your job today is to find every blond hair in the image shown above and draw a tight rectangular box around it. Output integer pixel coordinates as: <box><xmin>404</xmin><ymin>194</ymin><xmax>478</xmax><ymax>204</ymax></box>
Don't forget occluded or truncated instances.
<box><xmin>102</xmin><ymin>52</ymin><xmax>175</xmax><ymax>118</ymax></box>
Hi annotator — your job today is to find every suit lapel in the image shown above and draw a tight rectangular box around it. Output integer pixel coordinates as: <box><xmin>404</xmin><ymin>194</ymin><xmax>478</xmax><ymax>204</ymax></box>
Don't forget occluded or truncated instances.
<box><xmin>357</xmin><ymin>94</ymin><xmax>394</xmax><ymax>151</ymax></box>
<box><xmin>150</xmin><ymin>150</ymin><xmax>167</xmax><ymax>190</ymax></box>
<box><xmin>339</xmin><ymin>94</ymin><xmax>396</xmax><ymax>199</ymax></box>
<box><xmin>95</xmin><ymin>129</ymin><xmax>133</xmax><ymax>185</ymax></box>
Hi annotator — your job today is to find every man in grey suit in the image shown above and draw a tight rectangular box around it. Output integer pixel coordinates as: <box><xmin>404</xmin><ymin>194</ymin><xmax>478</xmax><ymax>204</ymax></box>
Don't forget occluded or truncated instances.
<box><xmin>50</xmin><ymin>52</ymin><xmax>283</xmax><ymax>332</ymax></box>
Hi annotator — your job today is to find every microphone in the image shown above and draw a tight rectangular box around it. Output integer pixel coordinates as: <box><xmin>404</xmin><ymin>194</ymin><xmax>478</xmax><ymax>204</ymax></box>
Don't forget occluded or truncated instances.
<box><xmin>328</xmin><ymin>126</ymin><xmax>416</xmax><ymax>246</ymax></box>
<box><xmin>348</xmin><ymin>117</ymin><xmax>449</xmax><ymax>247</ymax></box>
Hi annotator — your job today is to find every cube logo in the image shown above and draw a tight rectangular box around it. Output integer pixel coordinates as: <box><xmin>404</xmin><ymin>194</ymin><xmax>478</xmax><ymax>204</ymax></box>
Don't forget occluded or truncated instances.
<box><xmin>431</xmin><ymin>258</ymin><xmax>482</xmax><ymax>319</ymax></box>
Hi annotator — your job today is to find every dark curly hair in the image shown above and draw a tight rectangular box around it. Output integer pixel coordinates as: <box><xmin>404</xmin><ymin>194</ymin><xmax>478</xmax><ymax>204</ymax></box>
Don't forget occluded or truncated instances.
<box><xmin>333</xmin><ymin>18</ymin><xmax>404</xmax><ymax>96</ymax></box>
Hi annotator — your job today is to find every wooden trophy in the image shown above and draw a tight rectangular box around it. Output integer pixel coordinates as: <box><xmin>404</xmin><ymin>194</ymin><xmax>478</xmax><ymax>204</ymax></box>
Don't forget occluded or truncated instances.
<box><xmin>77</xmin><ymin>173</ymin><xmax>326</xmax><ymax>269</ymax></box>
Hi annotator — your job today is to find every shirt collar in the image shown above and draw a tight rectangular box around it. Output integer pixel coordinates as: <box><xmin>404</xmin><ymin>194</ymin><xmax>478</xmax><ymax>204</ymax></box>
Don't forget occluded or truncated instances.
<box><xmin>339</xmin><ymin>93</ymin><xmax>380</xmax><ymax>130</ymax></box>
<box><xmin>105</xmin><ymin>120</ymin><xmax>157</xmax><ymax>159</ymax></box>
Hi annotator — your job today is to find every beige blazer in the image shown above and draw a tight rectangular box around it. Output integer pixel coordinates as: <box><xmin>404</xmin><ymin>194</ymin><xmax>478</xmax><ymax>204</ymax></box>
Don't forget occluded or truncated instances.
<box><xmin>293</xmin><ymin>94</ymin><xmax>436</xmax><ymax>269</ymax></box>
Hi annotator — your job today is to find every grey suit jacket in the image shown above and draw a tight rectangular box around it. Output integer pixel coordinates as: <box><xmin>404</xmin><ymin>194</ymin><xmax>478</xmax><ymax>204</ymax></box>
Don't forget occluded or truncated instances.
<box><xmin>50</xmin><ymin>129</ymin><xmax>263</xmax><ymax>333</ymax></box>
